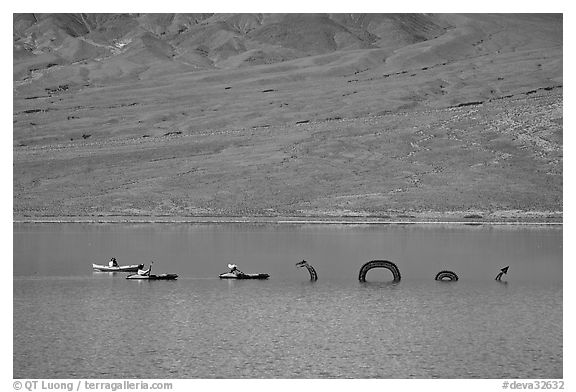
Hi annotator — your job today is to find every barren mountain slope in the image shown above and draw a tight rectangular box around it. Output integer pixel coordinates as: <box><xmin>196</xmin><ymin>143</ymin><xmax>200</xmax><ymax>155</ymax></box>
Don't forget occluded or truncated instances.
<box><xmin>13</xmin><ymin>13</ymin><xmax>562</xmax><ymax>221</ymax></box>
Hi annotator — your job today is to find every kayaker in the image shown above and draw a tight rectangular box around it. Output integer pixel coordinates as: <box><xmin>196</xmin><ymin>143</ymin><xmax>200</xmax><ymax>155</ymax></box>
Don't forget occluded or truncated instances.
<box><xmin>137</xmin><ymin>264</ymin><xmax>151</xmax><ymax>276</ymax></box>
<box><xmin>109</xmin><ymin>257</ymin><xmax>119</xmax><ymax>268</ymax></box>
<box><xmin>229</xmin><ymin>264</ymin><xmax>244</xmax><ymax>276</ymax></box>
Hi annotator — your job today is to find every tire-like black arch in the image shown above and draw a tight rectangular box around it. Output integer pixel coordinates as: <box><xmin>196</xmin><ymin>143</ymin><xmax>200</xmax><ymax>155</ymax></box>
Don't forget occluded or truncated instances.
<box><xmin>435</xmin><ymin>270</ymin><xmax>459</xmax><ymax>281</ymax></box>
<box><xmin>358</xmin><ymin>260</ymin><xmax>401</xmax><ymax>282</ymax></box>
<box><xmin>296</xmin><ymin>261</ymin><xmax>318</xmax><ymax>281</ymax></box>
<box><xmin>304</xmin><ymin>264</ymin><xmax>318</xmax><ymax>281</ymax></box>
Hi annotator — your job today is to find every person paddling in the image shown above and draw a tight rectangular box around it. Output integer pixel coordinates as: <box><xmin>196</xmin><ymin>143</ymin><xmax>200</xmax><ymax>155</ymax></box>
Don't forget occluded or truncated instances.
<box><xmin>138</xmin><ymin>263</ymin><xmax>152</xmax><ymax>276</ymax></box>
<box><xmin>109</xmin><ymin>257</ymin><xmax>119</xmax><ymax>268</ymax></box>
<box><xmin>228</xmin><ymin>263</ymin><xmax>243</xmax><ymax>276</ymax></box>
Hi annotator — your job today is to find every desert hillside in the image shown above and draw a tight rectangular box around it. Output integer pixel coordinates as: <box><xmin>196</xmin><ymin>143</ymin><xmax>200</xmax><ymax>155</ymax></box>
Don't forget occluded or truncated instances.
<box><xmin>13</xmin><ymin>13</ymin><xmax>562</xmax><ymax>222</ymax></box>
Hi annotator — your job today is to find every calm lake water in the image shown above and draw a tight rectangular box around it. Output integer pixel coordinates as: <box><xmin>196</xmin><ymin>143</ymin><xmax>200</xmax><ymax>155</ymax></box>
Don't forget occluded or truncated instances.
<box><xmin>13</xmin><ymin>223</ymin><xmax>562</xmax><ymax>379</ymax></box>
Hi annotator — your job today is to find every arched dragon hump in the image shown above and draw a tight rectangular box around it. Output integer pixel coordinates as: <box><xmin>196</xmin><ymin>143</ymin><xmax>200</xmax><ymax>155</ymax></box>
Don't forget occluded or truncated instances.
<box><xmin>304</xmin><ymin>264</ymin><xmax>318</xmax><ymax>281</ymax></box>
<box><xmin>296</xmin><ymin>260</ymin><xmax>318</xmax><ymax>281</ymax></box>
<box><xmin>435</xmin><ymin>270</ymin><xmax>459</xmax><ymax>281</ymax></box>
<box><xmin>358</xmin><ymin>260</ymin><xmax>401</xmax><ymax>282</ymax></box>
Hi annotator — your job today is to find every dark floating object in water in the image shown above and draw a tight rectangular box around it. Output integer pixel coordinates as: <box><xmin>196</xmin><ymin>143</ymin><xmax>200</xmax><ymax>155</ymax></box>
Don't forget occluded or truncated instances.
<box><xmin>495</xmin><ymin>266</ymin><xmax>509</xmax><ymax>281</ymax></box>
<box><xmin>435</xmin><ymin>270</ymin><xmax>459</xmax><ymax>281</ymax></box>
<box><xmin>126</xmin><ymin>262</ymin><xmax>178</xmax><ymax>280</ymax></box>
<box><xmin>219</xmin><ymin>272</ymin><xmax>270</xmax><ymax>279</ymax></box>
<box><xmin>126</xmin><ymin>273</ymin><xmax>178</xmax><ymax>280</ymax></box>
<box><xmin>296</xmin><ymin>260</ymin><xmax>318</xmax><ymax>281</ymax></box>
<box><xmin>358</xmin><ymin>260</ymin><xmax>401</xmax><ymax>282</ymax></box>
<box><xmin>219</xmin><ymin>263</ymin><xmax>270</xmax><ymax>279</ymax></box>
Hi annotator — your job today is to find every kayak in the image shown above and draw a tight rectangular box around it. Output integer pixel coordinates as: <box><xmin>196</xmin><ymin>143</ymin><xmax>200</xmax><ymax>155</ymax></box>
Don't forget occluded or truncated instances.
<box><xmin>93</xmin><ymin>263</ymin><xmax>144</xmax><ymax>272</ymax></box>
<box><xmin>126</xmin><ymin>273</ymin><xmax>178</xmax><ymax>280</ymax></box>
<box><xmin>219</xmin><ymin>272</ymin><xmax>270</xmax><ymax>280</ymax></box>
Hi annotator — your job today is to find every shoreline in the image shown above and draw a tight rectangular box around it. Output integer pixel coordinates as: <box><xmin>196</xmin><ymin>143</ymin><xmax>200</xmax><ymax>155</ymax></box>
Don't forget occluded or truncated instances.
<box><xmin>12</xmin><ymin>214</ymin><xmax>563</xmax><ymax>226</ymax></box>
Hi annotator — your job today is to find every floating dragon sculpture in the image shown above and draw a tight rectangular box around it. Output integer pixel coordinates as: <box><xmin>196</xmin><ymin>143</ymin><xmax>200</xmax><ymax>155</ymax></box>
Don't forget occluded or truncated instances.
<box><xmin>435</xmin><ymin>270</ymin><xmax>459</xmax><ymax>281</ymax></box>
<box><xmin>295</xmin><ymin>260</ymin><xmax>318</xmax><ymax>281</ymax></box>
<box><xmin>495</xmin><ymin>266</ymin><xmax>509</xmax><ymax>281</ymax></box>
<box><xmin>358</xmin><ymin>260</ymin><xmax>401</xmax><ymax>282</ymax></box>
